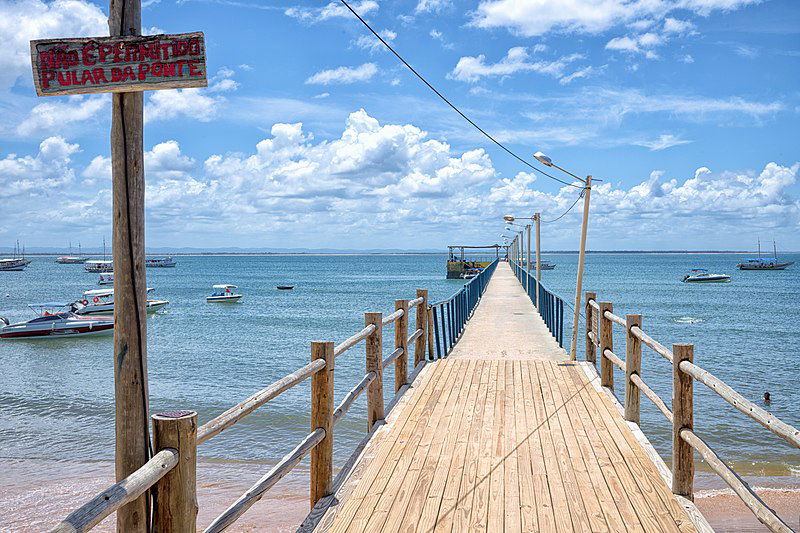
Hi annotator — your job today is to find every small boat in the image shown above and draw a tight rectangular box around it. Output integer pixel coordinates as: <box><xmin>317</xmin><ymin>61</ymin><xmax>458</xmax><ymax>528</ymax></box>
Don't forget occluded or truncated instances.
<box><xmin>75</xmin><ymin>288</ymin><xmax>169</xmax><ymax>315</ymax></box>
<box><xmin>537</xmin><ymin>262</ymin><xmax>556</xmax><ymax>271</ymax></box>
<box><xmin>1</xmin><ymin>241</ymin><xmax>32</xmax><ymax>271</ymax></box>
<box><xmin>0</xmin><ymin>303</ymin><xmax>114</xmax><ymax>339</ymax></box>
<box><xmin>98</xmin><ymin>273</ymin><xmax>114</xmax><ymax>285</ymax></box>
<box><xmin>207</xmin><ymin>284</ymin><xmax>242</xmax><ymax>302</ymax></box>
<box><xmin>56</xmin><ymin>242</ymin><xmax>88</xmax><ymax>264</ymax></box>
<box><xmin>460</xmin><ymin>268</ymin><xmax>482</xmax><ymax>279</ymax></box>
<box><xmin>277</xmin><ymin>285</ymin><xmax>294</xmax><ymax>290</ymax></box>
<box><xmin>737</xmin><ymin>240</ymin><xmax>794</xmax><ymax>270</ymax></box>
<box><xmin>85</xmin><ymin>260</ymin><xmax>114</xmax><ymax>273</ymax></box>
<box><xmin>682</xmin><ymin>269</ymin><xmax>731</xmax><ymax>283</ymax></box>
<box><xmin>145</xmin><ymin>256</ymin><xmax>176</xmax><ymax>268</ymax></box>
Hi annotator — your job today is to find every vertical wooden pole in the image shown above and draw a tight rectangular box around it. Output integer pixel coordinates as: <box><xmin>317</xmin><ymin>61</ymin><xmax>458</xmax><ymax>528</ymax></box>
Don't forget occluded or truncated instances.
<box><xmin>570</xmin><ymin>176</ymin><xmax>592</xmax><ymax>360</ymax></box>
<box><xmin>672</xmin><ymin>343</ymin><xmax>694</xmax><ymax>499</ymax></box>
<box><xmin>109</xmin><ymin>0</ymin><xmax>149</xmax><ymax>530</ymax></box>
<box><xmin>365</xmin><ymin>312</ymin><xmax>384</xmax><ymax>430</ymax></box>
<box><xmin>394</xmin><ymin>300</ymin><xmax>409</xmax><ymax>392</ymax></box>
<box><xmin>624</xmin><ymin>314</ymin><xmax>642</xmax><ymax>423</ymax></box>
<box><xmin>310</xmin><ymin>341</ymin><xmax>334</xmax><ymax>507</ymax></box>
<box><xmin>152</xmin><ymin>410</ymin><xmax>197</xmax><ymax>532</ymax></box>
<box><xmin>415</xmin><ymin>289</ymin><xmax>428</xmax><ymax>367</ymax></box>
<box><xmin>535</xmin><ymin>213</ymin><xmax>541</xmax><ymax>310</ymax></box>
<box><xmin>599</xmin><ymin>301</ymin><xmax>613</xmax><ymax>389</ymax></box>
<box><xmin>585</xmin><ymin>292</ymin><xmax>596</xmax><ymax>364</ymax></box>
<box><xmin>427</xmin><ymin>307</ymin><xmax>435</xmax><ymax>361</ymax></box>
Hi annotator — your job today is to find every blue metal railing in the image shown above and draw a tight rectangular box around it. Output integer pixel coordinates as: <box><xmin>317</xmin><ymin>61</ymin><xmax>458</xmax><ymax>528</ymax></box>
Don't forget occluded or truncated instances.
<box><xmin>429</xmin><ymin>259</ymin><xmax>499</xmax><ymax>359</ymax></box>
<box><xmin>511</xmin><ymin>260</ymin><xmax>565</xmax><ymax>348</ymax></box>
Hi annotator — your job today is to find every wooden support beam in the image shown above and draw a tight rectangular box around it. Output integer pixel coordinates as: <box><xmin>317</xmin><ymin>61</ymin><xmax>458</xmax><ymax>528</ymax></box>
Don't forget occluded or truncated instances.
<box><xmin>109</xmin><ymin>0</ymin><xmax>150</xmax><ymax>530</ymax></box>
<box><xmin>584</xmin><ymin>292</ymin><xmax>596</xmax><ymax>365</ymax></box>
<box><xmin>672</xmin><ymin>343</ymin><xmax>694</xmax><ymax>499</ymax></box>
<box><xmin>415</xmin><ymin>289</ymin><xmax>428</xmax><ymax>366</ymax></box>
<box><xmin>624</xmin><ymin>314</ymin><xmax>642</xmax><ymax>424</ymax></box>
<box><xmin>365</xmin><ymin>312</ymin><xmax>384</xmax><ymax>430</ymax></box>
<box><xmin>395</xmin><ymin>300</ymin><xmax>409</xmax><ymax>392</ymax></box>
<box><xmin>599</xmin><ymin>301</ymin><xmax>614</xmax><ymax>389</ymax></box>
<box><xmin>152</xmin><ymin>410</ymin><xmax>198</xmax><ymax>532</ymax></box>
<box><xmin>310</xmin><ymin>341</ymin><xmax>334</xmax><ymax>508</ymax></box>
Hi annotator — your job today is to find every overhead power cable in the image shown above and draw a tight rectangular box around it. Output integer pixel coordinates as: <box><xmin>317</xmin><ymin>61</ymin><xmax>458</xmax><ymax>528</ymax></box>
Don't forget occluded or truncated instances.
<box><xmin>541</xmin><ymin>189</ymin><xmax>586</xmax><ymax>223</ymax></box>
<box><xmin>338</xmin><ymin>0</ymin><xmax>583</xmax><ymax>189</ymax></box>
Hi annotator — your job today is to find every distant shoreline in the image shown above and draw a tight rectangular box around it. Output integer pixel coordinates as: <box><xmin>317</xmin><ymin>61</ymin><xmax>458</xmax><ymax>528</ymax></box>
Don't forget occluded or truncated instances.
<box><xmin>6</xmin><ymin>250</ymin><xmax>798</xmax><ymax>257</ymax></box>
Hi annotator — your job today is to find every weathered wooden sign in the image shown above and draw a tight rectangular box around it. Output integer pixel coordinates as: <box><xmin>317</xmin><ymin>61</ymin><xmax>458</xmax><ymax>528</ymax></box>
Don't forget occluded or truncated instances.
<box><xmin>30</xmin><ymin>32</ymin><xmax>207</xmax><ymax>96</ymax></box>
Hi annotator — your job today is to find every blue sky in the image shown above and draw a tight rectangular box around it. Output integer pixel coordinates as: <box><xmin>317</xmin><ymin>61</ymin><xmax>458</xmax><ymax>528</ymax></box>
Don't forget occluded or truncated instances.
<box><xmin>1</xmin><ymin>0</ymin><xmax>798</xmax><ymax>251</ymax></box>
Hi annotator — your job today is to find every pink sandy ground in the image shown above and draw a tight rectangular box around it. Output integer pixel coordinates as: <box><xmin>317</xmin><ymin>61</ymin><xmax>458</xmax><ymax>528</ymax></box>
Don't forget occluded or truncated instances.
<box><xmin>3</xmin><ymin>460</ymin><xmax>798</xmax><ymax>532</ymax></box>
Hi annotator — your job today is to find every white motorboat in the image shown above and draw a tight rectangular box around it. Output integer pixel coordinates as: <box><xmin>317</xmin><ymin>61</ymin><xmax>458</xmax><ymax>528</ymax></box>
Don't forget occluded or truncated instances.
<box><xmin>146</xmin><ymin>256</ymin><xmax>177</xmax><ymax>268</ymax></box>
<box><xmin>737</xmin><ymin>240</ymin><xmax>794</xmax><ymax>270</ymax></box>
<box><xmin>0</xmin><ymin>303</ymin><xmax>114</xmax><ymax>339</ymax></box>
<box><xmin>75</xmin><ymin>288</ymin><xmax>169</xmax><ymax>315</ymax></box>
<box><xmin>207</xmin><ymin>284</ymin><xmax>242</xmax><ymax>302</ymax></box>
<box><xmin>682</xmin><ymin>269</ymin><xmax>731</xmax><ymax>283</ymax></box>
<box><xmin>85</xmin><ymin>260</ymin><xmax>113</xmax><ymax>273</ymax></box>
<box><xmin>98</xmin><ymin>273</ymin><xmax>114</xmax><ymax>285</ymax></box>
<box><xmin>460</xmin><ymin>268</ymin><xmax>482</xmax><ymax>279</ymax></box>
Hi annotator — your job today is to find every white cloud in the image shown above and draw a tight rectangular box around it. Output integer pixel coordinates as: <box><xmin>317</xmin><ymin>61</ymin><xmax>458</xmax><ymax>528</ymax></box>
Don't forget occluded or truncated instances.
<box><xmin>415</xmin><ymin>0</ymin><xmax>450</xmax><ymax>13</ymax></box>
<box><xmin>429</xmin><ymin>28</ymin><xmax>455</xmax><ymax>49</ymax></box>
<box><xmin>663</xmin><ymin>17</ymin><xmax>695</xmax><ymax>34</ymax></box>
<box><xmin>285</xmin><ymin>0</ymin><xmax>378</xmax><ymax>23</ymax></box>
<box><xmin>449</xmin><ymin>47</ymin><xmax>584</xmax><ymax>83</ymax></box>
<box><xmin>606</xmin><ymin>33</ymin><xmax>662</xmax><ymax>58</ymax></box>
<box><xmin>633</xmin><ymin>134</ymin><xmax>693</xmax><ymax>150</ymax></box>
<box><xmin>145</xmin><ymin>68</ymin><xmax>238</xmax><ymax>123</ymax></box>
<box><xmin>0</xmin><ymin>136</ymin><xmax>78</xmax><ymax>198</ymax></box>
<box><xmin>16</xmin><ymin>95</ymin><xmax>109</xmax><ymax>136</ymax></box>
<box><xmin>354</xmin><ymin>30</ymin><xmax>396</xmax><ymax>53</ymax></box>
<box><xmin>680</xmin><ymin>54</ymin><xmax>695</xmax><ymax>63</ymax></box>
<box><xmin>735</xmin><ymin>44</ymin><xmax>759</xmax><ymax>58</ymax></box>
<box><xmin>313</xmin><ymin>92</ymin><xmax>330</xmax><ymax>99</ymax></box>
<box><xmin>146</xmin><ymin>141</ymin><xmax>196</xmax><ymax>180</ymax></box>
<box><xmin>0</xmin><ymin>0</ymin><xmax>106</xmax><ymax>91</ymax></box>
<box><xmin>470</xmin><ymin>0</ymin><xmax>761</xmax><ymax>37</ymax></box>
<box><xmin>305</xmin><ymin>63</ymin><xmax>378</xmax><ymax>85</ymax></box>
<box><xmin>559</xmin><ymin>66</ymin><xmax>596</xmax><ymax>85</ymax></box>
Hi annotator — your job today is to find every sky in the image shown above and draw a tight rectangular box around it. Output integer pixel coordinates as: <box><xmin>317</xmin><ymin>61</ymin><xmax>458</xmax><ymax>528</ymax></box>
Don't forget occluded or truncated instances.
<box><xmin>1</xmin><ymin>0</ymin><xmax>799</xmax><ymax>251</ymax></box>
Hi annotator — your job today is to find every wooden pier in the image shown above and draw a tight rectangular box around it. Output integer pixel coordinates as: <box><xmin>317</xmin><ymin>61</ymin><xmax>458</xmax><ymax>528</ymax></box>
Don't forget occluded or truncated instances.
<box><xmin>308</xmin><ymin>262</ymin><xmax>703</xmax><ymax>532</ymax></box>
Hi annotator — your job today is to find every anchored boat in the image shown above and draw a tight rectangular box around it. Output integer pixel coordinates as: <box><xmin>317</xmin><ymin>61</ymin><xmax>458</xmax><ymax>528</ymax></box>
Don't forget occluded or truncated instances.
<box><xmin>207</xmin><ymin>284</ymin><xmax>242</xmax><ymax>302</ymax></box>
<box><xmin>0</xmin><ymin>303</ymin><xmax>114</xmax><ymax>339</ymax></box>
<box><xmin>145</xmin><ymin>256</ymin><xmax>176</xmax><ymax>268</ymax></box>
<box><xmin>737</xmin><ymin>240</ymin><xmax>794</xmax><ymax>270</ymax></box>
<box><xmin>682</xmin><ymin>269</ymin><xmax>731</xmax><ymax>283</ymax></box>
<box><xmin>98</xmin><ymin>273</ymin><xmax>114</xmax><ymax>285</ymax></box>
<box><xmin>75</xmin><ymin>288</ymin><xmax>169</xmax><ymax>315</ymax></box>
<box><xmin>84</xmin><ymin>260</ymin><xmax>113</xmax><ymax>273</ymax></box>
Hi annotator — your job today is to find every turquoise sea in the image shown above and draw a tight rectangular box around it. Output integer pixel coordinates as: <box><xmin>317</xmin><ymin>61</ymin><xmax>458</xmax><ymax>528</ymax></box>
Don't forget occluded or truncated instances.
<box><xmin>0</xmin><ymin>253</ymin><xmax>798</xmax><ymax>505</ymax></box>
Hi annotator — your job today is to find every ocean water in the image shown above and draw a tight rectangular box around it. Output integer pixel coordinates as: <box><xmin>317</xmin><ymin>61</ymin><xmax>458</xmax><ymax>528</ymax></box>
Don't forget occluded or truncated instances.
<box><xmin>0</xmin><ymin>253</ymin><xmax>798</xmax><ymax>493</ymax></box>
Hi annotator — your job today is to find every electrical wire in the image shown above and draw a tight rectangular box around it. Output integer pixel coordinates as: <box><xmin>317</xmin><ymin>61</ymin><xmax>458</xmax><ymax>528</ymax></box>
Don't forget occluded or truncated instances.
<box><xmin>541</xmin><ymin>188</ymin><xmax>586</xmax><ymax>223</ymax></box>
<box><xmin>337</xmin><ymin>0</ymin><xmax>584</xmax><ymax>189</ymax></box>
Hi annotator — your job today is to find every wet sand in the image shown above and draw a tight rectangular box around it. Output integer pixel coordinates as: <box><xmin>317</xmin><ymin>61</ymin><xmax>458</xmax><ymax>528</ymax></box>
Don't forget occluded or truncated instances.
<box><xmin>3</xmin><ymin>460</ymin><xmax>798</xmax><ymax>531</ymax></box>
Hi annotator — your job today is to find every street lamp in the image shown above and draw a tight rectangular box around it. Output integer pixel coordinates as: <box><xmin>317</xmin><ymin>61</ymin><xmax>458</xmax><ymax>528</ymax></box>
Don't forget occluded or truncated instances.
<box><xmin>534</xmin><ymin>151</ymin><xmax>587</xmax><ymax>184</ymax></box>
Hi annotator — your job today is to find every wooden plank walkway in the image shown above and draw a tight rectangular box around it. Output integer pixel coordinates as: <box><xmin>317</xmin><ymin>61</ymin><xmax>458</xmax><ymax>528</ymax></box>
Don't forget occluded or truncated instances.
<box><xmin>312</xmin><ymin>263</ymin><xmax>698</xmax><ymax>532</ymax></box>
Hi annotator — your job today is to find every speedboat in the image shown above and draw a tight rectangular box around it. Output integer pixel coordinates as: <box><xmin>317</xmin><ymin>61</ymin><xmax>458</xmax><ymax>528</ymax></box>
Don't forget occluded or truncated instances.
<box><xmin>277</xmin><ymin>285</ymin><xmax>294</xmax><ymax>290</ymax></box>
<box><xmin>145</xmin><ymin>256</ymin><xmax>176</xmax><ymax>268</ymax></box>
<box><xmin>0</xmin><ymin>303</ymin><xmax>114</xmax><ymax>339</ymax></box>
<box><xmin>75</xmin><ymin>288</ymin><xmax>169</xmax><ymax>315</ymax></box>
<box><xmin>536</xmin><ymin>262</ymin><xmax>556</xmax><ymax>270</ymax></box>
<box><xmin>207</xmin><ymin>284</ymin><xmax>242</xmax><ymax>302</ymax></box>
<box><xmin>737</xmin><ymin>240</ymin><xmax>794</xmax><ymax>270</ymax></box>
<box><xmin>682</xmin><ymin>269</ymin><xmax>731</xmax><ymax>283</ymax></box>
<box><xmin>98</xmin><ymin>273</ymin><xmax>114</xmax><ymax>285</ymax></box>
<box><xmin>85</xmin><ymin>260</ymin><xmax>113</xmax><ymax>273</ymax></box>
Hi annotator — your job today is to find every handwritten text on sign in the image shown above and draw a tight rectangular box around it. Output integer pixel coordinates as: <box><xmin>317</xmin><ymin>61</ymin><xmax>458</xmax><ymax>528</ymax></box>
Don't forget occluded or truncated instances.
<box><xmin>30</xmin><ymin>32</ymin><xmax>207</xmax><ymax>96</ymax></box>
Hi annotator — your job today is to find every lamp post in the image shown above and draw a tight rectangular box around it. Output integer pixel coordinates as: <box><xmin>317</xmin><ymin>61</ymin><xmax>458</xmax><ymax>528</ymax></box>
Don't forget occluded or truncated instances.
<box><xmin>533</xmin><ymin>151</ymin><xmax>592</xmax><ymax>361</ymax></box>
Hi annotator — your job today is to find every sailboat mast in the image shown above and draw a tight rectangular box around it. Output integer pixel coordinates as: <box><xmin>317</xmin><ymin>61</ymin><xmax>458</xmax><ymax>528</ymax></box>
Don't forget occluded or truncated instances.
<box><xmin>757</xmin><ymin>238</ymin><xmax>761</xmax><ymax>258</ymax></box>
<box><xmin>774</xmin><ymin>240</ymin><xmax>778</xmax><ymax>259</ymax></box>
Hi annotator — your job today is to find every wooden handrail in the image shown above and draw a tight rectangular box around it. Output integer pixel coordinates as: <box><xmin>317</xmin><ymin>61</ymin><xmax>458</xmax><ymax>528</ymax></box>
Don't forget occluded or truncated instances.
<box><xmin>51</xmin><ymin>449</ymin><xmax>178</xmax><ymax>533</ymax></box>
<box><xmin>588</xmin><ymin>298</ymin><xmax>600</xmax><ymax>311</ymax></box>
<box><xmin>204</xmin><ymin>428</ymin><xmax>325</xmax><ymax>533</ymax></box>
<box><xmin>679</xmin><ymin>360</ymin><xmax>800</xmax><ymax>449</ymax></box>
<box><xmin>382</xmin><ymin>347</ymin><xmax>404</xmax><ymax>370</ymax></box>
<box><xmin>587</xmin><ymin>330</ymin><xmax>599</xmax><ymax>346</ymax></box>
<box><xmin>602</xmin><ymin>348</ymin><xmax>625</xmax><ymax>371</ymax></box>
<box><xmin>630</xmin><ymin>325</ymin><xmax>673</xmax><ymax>363</ymax></box>
<box><xmin>334</xmin><ymin>324</ymin><xmax>376</xmax><ymax>358</ymax></box>
<box><xmin>408</xmin><ymin>296</ymin><xmax>424</xmax><ymax>308</ymax></box>
<box><xmin>680</xmin><ymin>429</ymin><xmax>793</xmax><ymax>533</ymax></box>
<box><xmin>197</xmin><ymin>359</ymin><xmax>325</xmax><ymax>445</ymax></box>
<box><xmin>382</xmin><ymin>309</ymin><xmax>404</xmax><ymax>325</ymax></box>
<box><xmin>630</xmin><ymin>373</ymin><xmax>673</xmax><ymax>423</ymax></box>
<box><xmin>333</xmin><ymin>371</ymin><xmax>376</xmax><ymax>425</ymax></box>
<box><xmin>603</xmin><ymin>309</ymin><xmax>626</xmax><ymax>327</ymax></box>
<box><xmin>407</xmin><ymin>328</ymin><xmax>423</xmax><ymax>345</ymax></box>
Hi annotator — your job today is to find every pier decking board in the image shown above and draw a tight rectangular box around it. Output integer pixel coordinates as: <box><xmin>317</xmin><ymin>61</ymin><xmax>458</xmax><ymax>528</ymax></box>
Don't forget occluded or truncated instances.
<box><xmin>316</xmin><ymin>264</ymin><xmax>697</xmax><ymax>532</ymax></box>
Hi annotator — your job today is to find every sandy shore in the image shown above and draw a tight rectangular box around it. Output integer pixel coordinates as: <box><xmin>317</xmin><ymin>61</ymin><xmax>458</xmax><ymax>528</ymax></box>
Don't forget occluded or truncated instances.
<box><xmin>3</xmin><ymin>460</ymin><xmax>798</xmax><ymax>531</ymax></box>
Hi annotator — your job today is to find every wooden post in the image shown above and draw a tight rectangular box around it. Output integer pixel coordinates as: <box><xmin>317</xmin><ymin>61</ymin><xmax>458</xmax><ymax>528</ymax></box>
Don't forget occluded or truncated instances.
<box><xmin>535</xmin><ymin>213</ymin><xmax>541</xmax><ymax>310</ymax></box>
<box><xmin>672</xmin><ymin>343</ymin><xmax>694</xmax><ymax>499</ymax></box>
<box><xmin>427</xmin><ymin>306</ymin><xmax>434</xmax><ymax>361</ymax></box>
<box><xmin>585</xmin><ymin>292</ymin><xmax>596</xmax><ymax>364</ymax></box>
<box><xmin>365</xmin><ymin>312</ymin><xmax>384</xmax><ymax>430</ymax></box>
<box><xmin>110</xmin><ymin>0</ymin><xmax>150</xmax><ymax>530</ymax></box>
<box><xmin>152</xmin><ymin>410</ymin><xmax>197</xmax><ymax>532</ymax></box>
<box><xmin>415</xmin><ymin>289</ymin><xmax>428</xmax><ymax>367</ymax></box>
<box><xmin>570</xmin><ymin>176</ymin><xmax>592</xmax><ymax>360</ymax></box>
<box><xmin>395</xmin><ymin>300</ymin><xmax>409</xmax><ymax>392</ymax></box>
<box><xmin>624</xmin><ymin>314</ymin><xmax>642</xmax><ymax>423</ymax></box>
<box><xmin>310</xmin><ymin>341</ymin><xmax>334</xmax><ymax>507</ymax></box>
<box><xmin>599</xmin><ymin>301</ymin><xmax>613</xmax><ymax>389</ymax></box>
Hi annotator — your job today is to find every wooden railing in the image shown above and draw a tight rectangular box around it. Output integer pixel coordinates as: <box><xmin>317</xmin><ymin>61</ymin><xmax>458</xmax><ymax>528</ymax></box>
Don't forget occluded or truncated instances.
<box><xmin>50</xmin><ymin>289</ymin><xmax>432</xmax><ymax>533</ymax></box>
<box><xmin>585</xmin><ymin>292</ymin><xmax>799</xmax><ymax>533</ymax></box>
<box><xmin>510</xmin><ymin>259</ymin><xmax>565</xmax><ymax>347</ymax></box>
<box><xmin>429</xmin><ymin>259</ymin><xmax>498</xmax><ymax>358</ymax></box>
